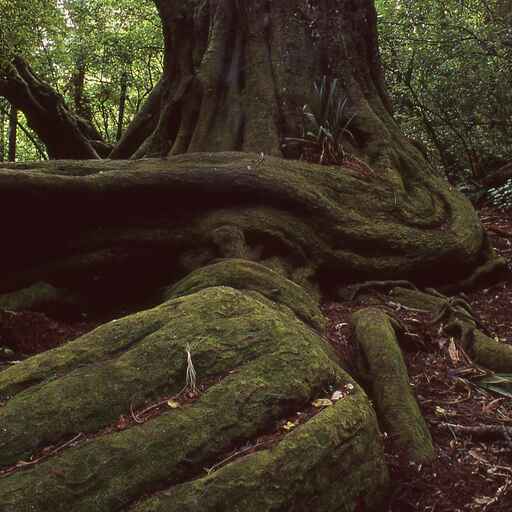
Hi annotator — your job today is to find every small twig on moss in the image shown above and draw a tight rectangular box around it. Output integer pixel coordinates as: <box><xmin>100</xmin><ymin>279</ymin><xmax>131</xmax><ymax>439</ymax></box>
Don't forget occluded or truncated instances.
<box><xmin>131</xmin><ymin>345</ymin><xmax>199</xmax><ymax>423</ymax></box>
<box><xmin>204</xmin><ymin>440</ymin><xmax>271</xmax><ymax>474</ymax></box>
<box><xmin>1</xmin><ymin>432</ymin><xmax>84</xmax><ymax>476</ymax></box>
<box><xmin>185</xmin><ymin>343</ymin><xmax>197</xmax><ymax>394</ymax></box>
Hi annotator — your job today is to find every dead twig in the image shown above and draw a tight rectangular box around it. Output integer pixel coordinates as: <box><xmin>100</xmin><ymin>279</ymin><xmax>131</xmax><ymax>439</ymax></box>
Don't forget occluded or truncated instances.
<box><xmin>1</xmin><ymin>432</ymin><xmax>84</xmax><ymax>477</ymax></box>
<box><xmin>437</xmin><ymin>422</ymin><xmax>512</xmax><ymax>448</ymax></box>
<box><xmin>204</xmin><ymin>440</ymin><xmax>271</xmax><ymax>474</ymax></box>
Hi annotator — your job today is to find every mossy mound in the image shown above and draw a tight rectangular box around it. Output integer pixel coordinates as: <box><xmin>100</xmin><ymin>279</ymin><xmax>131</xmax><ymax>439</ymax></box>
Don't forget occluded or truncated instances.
<box><xmin>0</xmin><ymin>264</ymin><xmax>389</xmax><ymax>511</ymax></box>
<box><xmin>162</xmin><ymin>258</ymin><xmax>326</xmax><ymax>331</ymax></box>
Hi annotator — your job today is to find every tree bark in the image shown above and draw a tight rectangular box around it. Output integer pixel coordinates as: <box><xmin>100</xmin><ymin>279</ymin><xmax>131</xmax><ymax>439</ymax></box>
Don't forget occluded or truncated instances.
<box><xmin>7</xmin><ymin>105</ymin><xmax>16</xmax><ymax>161</ymax></box>
<box><xmin>0</xmin><ymin>101</ymin><xmax>5</xmax><ymax>161</ymax></box>
<box><xmin>0</xmin><ymin>57</ymin><xmax>104</xmax><ymax>159</ymax></box>
<box><xmin>123</xmin><ymin>0</ymin><xmax>398</xmax><ymax>164</ymax></box>
<box><xmin>116</xmin><ymin>69</ymin><xmax>129</xmax><ymax>141</ymax></box>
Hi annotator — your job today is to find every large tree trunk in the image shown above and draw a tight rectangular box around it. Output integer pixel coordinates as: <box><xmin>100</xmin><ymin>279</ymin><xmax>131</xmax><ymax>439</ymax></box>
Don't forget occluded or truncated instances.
<box><xmin>119</xmin><ymin>0</ymin><xmax>397</xmax><ymax>164</ymax></box>
<box><xmin>0</xmin><ymin>2</ymin><xmax>508</xmax><ymax>511</ymax></box>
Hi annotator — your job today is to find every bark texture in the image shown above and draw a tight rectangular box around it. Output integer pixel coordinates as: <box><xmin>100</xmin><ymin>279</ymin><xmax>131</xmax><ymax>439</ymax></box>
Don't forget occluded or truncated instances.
<box><xmin>0</xmin><ymin>57</ymin><xmax>107</xmax><ymax>159</ymax></box>
<box><xmin>116</xmin><ymin>0</ymin><xmax>409</xmax><ymax>165</ymax></box>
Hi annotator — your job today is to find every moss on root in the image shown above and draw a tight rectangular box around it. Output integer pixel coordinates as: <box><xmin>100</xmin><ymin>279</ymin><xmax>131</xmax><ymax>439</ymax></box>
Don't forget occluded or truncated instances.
<box><xmin>0</xmin><ymin>152</ymin><xmax>496</xmax><ymax>302</ymax></box>
<box><xmin>0</xmin><ymin>285</ymin><xmax>331</xmax><ymax>466</ymax></box>
<box><xmin>0</xmin><ymin>281</ymin><xmax>79</xmax><ymax>312</ymax></box>
<box><xmin>351</xmin><ymin>307</ymin><xmax>434</xmax><ymax>463</ymax></box>
<box><xmin>390</xmin><ymin>287</ymin><xmax>512</xmax><ymax>372</ymax></box>
<box><xmin>162</xmin><ymin>259</ymin><xmax>326</xmax><ymax>331</ymax></box>
<box><xmin>0</xmin><ymin>264</ymin><xmax>389</xmax><ymax>511</ymax></box>
<box><xmin>132</xmin><ymin>391</ymin><xmax>389</xmax><ymax>512</ymax></box>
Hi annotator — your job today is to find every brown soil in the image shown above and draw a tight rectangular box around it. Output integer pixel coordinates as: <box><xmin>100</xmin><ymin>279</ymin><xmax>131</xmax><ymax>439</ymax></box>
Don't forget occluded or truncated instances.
<box><xmin>0</xmin><ymin>310</ymin><xmax>96</xmax><ymax>360</ymax></box>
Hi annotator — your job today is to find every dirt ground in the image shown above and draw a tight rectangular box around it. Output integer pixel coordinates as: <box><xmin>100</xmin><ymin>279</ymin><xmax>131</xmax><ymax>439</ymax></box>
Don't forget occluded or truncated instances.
<box><xmin>324</xmin><ymin>206</ymin><xmax>512</xmax><ymax>512</ymax></box>
<box><xmin>1</xmin><ymin>206</ymin><xmax>512</xmax><ymax>510</ymax></box>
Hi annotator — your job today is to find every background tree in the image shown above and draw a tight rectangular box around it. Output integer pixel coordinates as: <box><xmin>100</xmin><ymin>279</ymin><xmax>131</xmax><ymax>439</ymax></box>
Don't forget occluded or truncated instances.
<box><xmin>0</xmin><ymin>0</ymin><xmax>162</xmax><ymax>159</ymax></box>
<box><xmin>377</xmin><ymin>0</ymin><xmax>512</xmax><ymax>184</ymax></box>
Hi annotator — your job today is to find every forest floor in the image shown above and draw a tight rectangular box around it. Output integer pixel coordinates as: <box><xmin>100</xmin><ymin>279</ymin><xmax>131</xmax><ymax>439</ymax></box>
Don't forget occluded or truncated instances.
<box><xmin>1</xmin><ymin>206</ymin><xmax>512</xmax><ymax>511</ymax></box>
<box><xmin>325</xmin><ymin>206</ymin><xmax>512</xmax><ymax>512</ymax></box>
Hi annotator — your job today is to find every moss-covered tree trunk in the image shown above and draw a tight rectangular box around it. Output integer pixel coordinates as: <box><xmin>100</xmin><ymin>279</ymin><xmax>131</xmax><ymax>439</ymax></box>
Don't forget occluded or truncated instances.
<box><xmin>116</xmin><ymin>0</ymin><xmax>403</xmax><ymax>163</ymax></box>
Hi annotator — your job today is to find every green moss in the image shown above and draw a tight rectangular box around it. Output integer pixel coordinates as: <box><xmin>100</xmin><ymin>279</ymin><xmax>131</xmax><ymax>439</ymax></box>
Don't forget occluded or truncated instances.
<box><xmin>352</xmin><ymin>308</ymin><xmax>434</xmax><ymax>463</ymax></box>
<box><xmin>0</xmin><ymin>284</ymin><xmax>331</xmax><ymax>466</ymax></box>
<box><xmin>0</xmin><ymin>281</ymin><xmax>79</xmax><ymax>311</ymax></box>
<box><xmin>162</xmin><ymin>259</ymin><xmax>326</xmax><ymax>331</ymax></box>
<box><xmin>0</xmin><ymin>285</ymin><xmax>389</xmax><ymax>512</ymax></box>
<box><xmin>0</xmin><ymin>151</ymin><xmax>494</xmax><ymax>300</ymax></box>
<box><xmin>133</xmin><ymin>390</ymin><xmax>389</xmax><ymax>512</ymax></box>
<box><xmin>472</xmin><ymin>330</ymin><xmax>512</xmax><ymax>372</ymax></box>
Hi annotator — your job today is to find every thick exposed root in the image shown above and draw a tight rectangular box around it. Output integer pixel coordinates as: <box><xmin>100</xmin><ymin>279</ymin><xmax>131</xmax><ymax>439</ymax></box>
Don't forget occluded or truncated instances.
<box><xmin>130</xmin><ymin>398</ymin><xmax>389</xmax><ymax>512</ymax></box>
<box><xmin>351</xmin><ymin>308</ymin><xmax>434</xmax><ymax>463</ymax></box>
<box><xmin>0</xmin><ymin>261</ymin><xmax>389</xmax><ymax>512</ymax></box>
<box><xmin>338</xmin><ymin>280</ymin><xmax>418</xmax><ymax>302</ymax></box>
<box><xmin>162</xmin><ymin>259</ymin><xmax>326</xmax><ymax>331</ymax></box>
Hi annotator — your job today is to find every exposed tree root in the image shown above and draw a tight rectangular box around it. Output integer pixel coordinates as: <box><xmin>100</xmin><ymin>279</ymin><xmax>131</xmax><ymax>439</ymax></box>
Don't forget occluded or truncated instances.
<box><xmin>351</xmin><ymin>307</ymin><xmax>434</xmax><ymax>463</ymax></box>
<box><xmin>437</xmin><ymin>422</ymin><xmax>512</xmax><ymax>448</ymax></box>
<box><xmin>442</xmin><ymin>240</ymin><xmax>509</xmax><ymax>294</ymax></box>
<box><xmin>390</xmin><ymin>287</ymin><xmax>512</xmax><ymax>372</ymax></box>
<box><xmin>339</xmin><ymin>280</ymin><xmax>418</xmax><ymax>302</ymax></box>
<box><xmin>0</xmin><ymin>260</ymin><xmax>389</xmax><ymax>512</ymax></box>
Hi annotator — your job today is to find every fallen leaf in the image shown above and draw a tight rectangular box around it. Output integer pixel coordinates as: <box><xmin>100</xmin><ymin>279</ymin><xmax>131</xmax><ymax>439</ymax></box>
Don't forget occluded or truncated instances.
<box><xmin>448</xmin><ymin>338</ymin><xmax>460</xmax><ymax>363</ymax></box>
<box><xmin>167</xmin><ymin>400</ymin><xmax>180</xmax><ymax>409</ymax></box>
<box><xmin>312</xmin><ymin>398</ymin><xmax>333</xmax><ymax>408</ymax></box>
<box><xmin>331</xmin><ymin>391</ymin><xmax>344</xmax><ymax>401</ymax></box>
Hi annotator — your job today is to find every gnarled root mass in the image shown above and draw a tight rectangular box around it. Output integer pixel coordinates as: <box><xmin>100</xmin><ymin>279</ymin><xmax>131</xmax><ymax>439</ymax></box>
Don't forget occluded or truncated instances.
<box><xmin>0</xmin><ymin>151</ymin><xmax>505</xmax><ymax>510</ymax></box>
<box><xmin>390</xmin><ymin>287</ymin><xmax>512</xmax><ymax>372</ymax></box>
<box><xmin>0</xmin><ymin>260</ymin><xmax>389</xmax><ymax>512</ymax></box>
<box><xmin>0</xmin><ymin>152</ymin><xmax>501</xmax><ymax>306</ymax></box>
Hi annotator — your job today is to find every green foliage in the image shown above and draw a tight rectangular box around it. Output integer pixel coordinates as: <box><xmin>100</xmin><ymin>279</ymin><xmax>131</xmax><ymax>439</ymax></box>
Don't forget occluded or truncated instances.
<box><xmin>473</xmin><ymin>372</ymin><xmax>512</xmax><ymax>398</ymax></box>
<box><xmin>376</xmin><ymin>0</ymin><xmax>512</xmax><ymax>184</ymax></box>
<box><xmin>0</xmin><ymin>0</ymin><xmax>65</xmax><ymax>69</ymax></box>
<box><xmin>286</xmin><ymin>76</ymin><xmax>355</xmax><ymax>165</ymax></box>
<box><xmin>0</xmin><ymin>0</ymin><xmax>162</xmax><ymax>160</ymax></box>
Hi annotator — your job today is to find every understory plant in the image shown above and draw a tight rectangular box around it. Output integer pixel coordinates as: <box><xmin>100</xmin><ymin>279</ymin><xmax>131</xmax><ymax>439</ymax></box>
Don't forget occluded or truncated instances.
<box><xmin>286</xmin><ymin>76</ymin><xmax>355</xmax><ymax>165</ymax></box>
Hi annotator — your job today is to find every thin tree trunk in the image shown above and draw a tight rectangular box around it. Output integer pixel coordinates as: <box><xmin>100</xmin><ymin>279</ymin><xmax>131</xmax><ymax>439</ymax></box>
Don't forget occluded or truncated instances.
<box><xmin>0</xmin><ymin>101</ymin><xmax>5</xmax><ymax>161</ymax></box>
<box><xmin>116</xmin><ymin>70</ymin><xmax>129</xmax><ymax>141</ymax></box>
<box><xmin>8</xmin><ymin>105</ymin><xmax>17</xmax><ymax>162</ymax></box>
<box><xmin>17</xmin><ymin>121</ymin><xmax>47</xmax><ymax>160</ymax></box>
<box><xmin>71</xmin><ymin>50</ymin><xmax>93</xmax><ymax>122</ymax></box>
